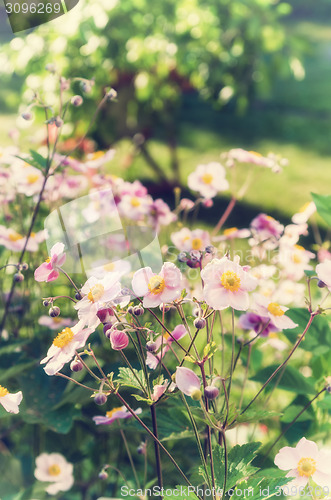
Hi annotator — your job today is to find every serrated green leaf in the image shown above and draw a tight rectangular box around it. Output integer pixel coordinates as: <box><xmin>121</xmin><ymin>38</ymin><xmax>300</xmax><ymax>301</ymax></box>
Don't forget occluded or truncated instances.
<box><xmin>234</xmin><ymin>409</ymin><xmax>282</xmax><ymax>425</ymax></box>
<box><xmin>116</xmin><ymin>366</ymin><xmax>146</xmax><ymax>391</ymax></box>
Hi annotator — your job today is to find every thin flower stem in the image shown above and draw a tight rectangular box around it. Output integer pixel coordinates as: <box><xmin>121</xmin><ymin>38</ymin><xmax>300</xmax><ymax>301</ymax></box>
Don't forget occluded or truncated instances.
<box><xmin>220</xmin><ymin>429</ymin><xmax>228</xmax><ymax>500</ymax></box>
<box><xmin>75</xmin><ymin>351</ymin><xmax>101</xmax><ymax>382</ymax></box>
<box><xmin>58</xmin><ymin>268</ymin><xmax>80</xmax><ymax>293</ymax></box>
<box><xmin>221</xmin><ymin>379</ymin><xmax>230</xmax><ymax>427</ymax></box>
<box><xmin>179</xmin><ymin>393</ymin><xmax>212</xmax><ymax>490</ymax></box>
<box><xmin>226</xmin><ymin>309</ymin><xmax>236</xmax><ymax>400</ymax></box>
<box><xmin>236</xmin><ymin>311</ymin><xmax>318</xmax><ymax>422</ymax></box>
<box><xmin>212</xmin><ymin>196</ymin><xmax>237</xmax><ymax>236</ymax></box>
<box><xmin>151</xmin><ymin>404</ymin><xmax>163</xmax><ymax>495</ymax></box>
<box><xmin>0</xmin><ymin>264</ymin><xmax>20</xmax><ymax>272</ymax></box>
<box><xmin>200</xmin><ymin>362</ymin><xmax>216</xmax><ymax>500</ymax></box>
<box><xmin>262</xmin><ymin>387</ymin><xmax>326</xmax><ymax>463</ymax></box>
<box><xmin>119</xmin><ymin>427</ymin><xmax>140</xmax><ymax>489</ymax></box>
<box><xmin>55</xmin><ymin>372</ymin><xmax>96</xmax><ymax>391</ymax></box>
<box><xmin>114</xmin><ymin>392</ymin><xmax>201</xmax><ymax>498</ymax></box>
<box><xmin>176</xmin><ymin>304</ymin><xmax>200</xmax><ymax>360</ymax></box>
<box><xmin>239</xmin><ymin>344</ymin><xmax>252</xmax><ymax>411</ymax></box>
<box><xmin>119</xmin><ymin>350</ymin><xmax>149</xmax><ymax>397</ymax></box>
<box><xmin>135</xmin><ymin>330</ymin><xmax>151</xmax><ymax>398</ymax></box>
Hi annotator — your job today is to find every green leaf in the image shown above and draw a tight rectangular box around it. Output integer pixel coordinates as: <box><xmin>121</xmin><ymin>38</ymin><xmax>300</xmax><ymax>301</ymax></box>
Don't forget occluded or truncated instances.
<box><xmin>285</xmin><ymin>308</ymin><xmax>331</xmax><ymax>355</ymax></box>
<box><xmin>311</xmin><ymin>193</ymin><xmax>331</xmax><ymax>226</ymax></box>
<box><xmin>29</xmin><ymin>149</ymin><xmax>47</xmax><ymax>168</ymax></box>
<box><xmin>116</xmin><ymin>366</ymin><xmax>146</xmax><ymax>391</ymax></box>
<box><xmin>234</xmin><ymin>409</ymin><xmax>282</xmax><ymax>425</ymax></box>
<box><xmin>164</xmin><ymin>486</ymin><xmax>199</xmax><ymax>500</ymax></box>
<box><xmin>201</xmin><ymin>442</ymin><xmax>261</xmax><ymax>491</ymax></box>
<box><xmin>241</xmin><ymin>469</ymin><xmax>292</xmax><ymax>499</ymax></box>
<box><xmin>251</xmin><ymin>364</ymin><xmax>315</xmax><ymax>395</ymax></box>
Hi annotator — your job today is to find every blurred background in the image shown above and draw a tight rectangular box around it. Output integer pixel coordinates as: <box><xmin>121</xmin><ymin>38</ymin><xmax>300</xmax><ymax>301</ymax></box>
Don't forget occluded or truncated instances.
<box><xmin>1</xmin><ymin>0</ymin><xmax>331</xmax><ymax>221</ymax></box>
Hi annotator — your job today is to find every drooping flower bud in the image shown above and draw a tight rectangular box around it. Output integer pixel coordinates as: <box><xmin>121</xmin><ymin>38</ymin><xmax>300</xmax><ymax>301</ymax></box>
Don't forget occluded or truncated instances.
<box><xmin>94</xmin><ymin>393</ymin><xmax>107</xmax><ymax>405</ymax></box>
<box><xmin>317</xmin><ymin>280</ymin><xmax>327</xmax><ymax>288</ymax></box>
<box><xmin>98</xmin><ymin>470</ymin><xmax>108</xmax><ymax>480</ymax></box>
<box><xmin>204</xmin><ymin>385</ymin><xmax>220</xmax><ymax>400</ymax></box>
<box><xmin>97</xmin><ymin>307</ymin><xmax>115</xmax><ymax>325</ymax></box>
<box><xmin>43</xmin><ymin>299</ymin><xmax>49</xmax><ymax>307</ymax></box>
<box><xmin>109</xmin><ymin>329</ymin><xmax>129</xmax><ymax>351</ymax></box>
<box><xmin>49</xmin><ymin>306</ymin><xmax>60</xmax><ymax>317</ymax></box>
<box><xmin>75</xmin><ymin>291</ymin><xmax>82</xmax><ymax>300</ymax></box>
<box><xmin>70</xmin><ymin>358</ymin><xmax>84</xmax><ymax>372</ymax></box>
<box><xmin>194</xmin><ymin>317</ymin><xmax>206</xmax><ymax>330</ymax></box>
<box><xmin>146</xmin><ymin>340</ymin><xmax>157</xmax><ymax>352</ymax></box>
<box><xmin>71</xmin><ymin>95</ymin><xmax>83</xmax><ymax>107</ymax></box>
<box><xmin>13</xmin><ymin>272</ymin><xmax>24</xmax><ymax>282</ymax></box>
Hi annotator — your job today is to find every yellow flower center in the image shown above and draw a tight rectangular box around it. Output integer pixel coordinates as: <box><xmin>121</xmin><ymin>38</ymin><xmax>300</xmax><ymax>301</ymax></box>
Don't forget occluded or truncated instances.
<box><xmin>191</xmin><ymin>238</ymin><xmax>203</xmax><ymax>250</ymax></box>
<box><xmin>267</xmin><ymin>302</ymin><xmax>284</xmax><ymax>316</ymax></box>
<box><xmin>90</xmin><ymin>151</ymin><xmax>105</xmax><ymax>160</ymax></box>
<box><xmin>297</xmin><ymin>457</ymin><xmax>317</xmax><ymax>477</ymax></box>
<box><xmin>130</xmin><ymin>197</ymin><xmax>141</xmax><ymax>207</ymax></box>
<box><xmin>8</xmin><ymin>231</ymin><xmax>23</xmax><ymax>242</ymax></box>
<box><xmin>27</xmin><ymin>174</ymin><xmax>39</xmax><ymax>184</ymax></box>
<box><xmin>224</xmin><ymin>227</ymin><xmax>238</xmax><ymax>236</ymax></box>
<box><xmin>148</xmin><ymin>275</ymin><xmax>165</xmax><ymax>295</ymax></box>
<box><xmin>106</xmin><ymin>406</ymin><xmax>124</xmax><ymax>418</ymax></box>
<box><xmin>48</xmin><ymin>464</ymin><xmax>61</xmax><ymax>476</ymax></box>
<box><xmin>87</xmin><ymin>284</ymin><xmax>105</xmax><ymax>303</ymax></box>
<box><xmin>248</xmin><ymin>151</ymin><xmax>262</xmax><ymax>157</ymax></box>
<box><xmin>52</xmin><ymin>328</ymin><xmax>74</xmax><ymax>348</ymax></box>
<box><xmin>299</xmin><ymin>202</ymin><xmax>311</xmax><ymax>213</ymax></box>
<box><xmin>220</xmin><ymin>270</ymin><xmax>241</xmax><ymax>292</ymax></box>
<box><xmin>202</xmin><ymin>173</ymin><xmax>213</xmax><ymax>184</ymax></box>
<box><xmin>45</xmin><ymin>257</ymin><xmax>51</xmax><ymax>263</ymax></box>
<box><xmin>103</xmin><ymin>262</ymin><xmax>115</xmax><ymax>272</ymax></box>
<box><xmin>294</xmin><ymin>244</ymin><xmax>305</xmax><ymax>251</ymax></box>
<box><xmin>0</xmin><ymin>385</ymin><xmax>9</xmax><ymax>398</ymax></box>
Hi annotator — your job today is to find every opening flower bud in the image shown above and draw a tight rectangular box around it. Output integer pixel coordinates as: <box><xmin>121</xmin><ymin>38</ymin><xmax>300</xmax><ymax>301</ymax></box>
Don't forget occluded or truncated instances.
<box><xmin>109</xmin><ymin>329</ymin><xmax>129</xmax><ymax>350</ymax></box>
<box><xmin>204</xmin><ymin>385</ymin><xmax>220</xmax><ymax>400</ymax></box>
<box><xmin>133</xmin><ymin>305</ymin><xmax>144</xmax><ymax>316</ymax></box>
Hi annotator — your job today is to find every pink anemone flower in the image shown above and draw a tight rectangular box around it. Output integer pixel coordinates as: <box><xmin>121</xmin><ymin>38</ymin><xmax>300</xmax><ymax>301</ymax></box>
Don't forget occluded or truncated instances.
<box><xmin>34</xmin><ymin>242</ymin><xmax>66</xmax><ymax>282</ymax></box>
<box><xmin>175</xmin><ymin>367</ymin><xmax>202</xmax><ymax>400</ymax></box>
<box><xmin>132</xmin><ymin>262</ymin><xmax>182</xmax><ymax>308</ymax></box>
<box><xmin>93</xmin><ymin>406</ymin><xmax>142</xmax><ymax>425</ymax></box>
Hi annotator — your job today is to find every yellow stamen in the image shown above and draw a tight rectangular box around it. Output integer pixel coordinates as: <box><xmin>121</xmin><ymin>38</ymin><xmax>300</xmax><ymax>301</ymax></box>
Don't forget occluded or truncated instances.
<box><xmin>130</xmin><ymin>197</ymin><xmax>141</xmax><ymax>207</ymax></box>
<box><xmin>221</xmin><ymin>270</ymin><xmax>241</xmax><ymax>292</ymax></box>
<box><xmin>48</xmin><ymin>464</ymin><xmax>61</xmax><ymax>476</ymax></box>
<box><xmin>90</xmin><ymin>151</ymin><xmax>105</xmax><ymax>160</ymax></box>
<box><xmin>8</xmin><ymin>231</ymin><xmax>23</xmax><ymax>242</ymax></box>
<box><xmin>299</xmin><ymin>202</ymin><xmax>311</xmax><ymax>213</ymax></box>
<box><xmin>267</xmin><ymin>302</ymin><xmax>284</xmax><ymax>316</ymax></box>
<box><xmin>294</xmin><ymin>244</ymin><xmax>305</xmax><ymax>251</ymax></box>
<box><xmin>224</xmin><ymin>227</ymin><xmax>238</xmax><ymax>236</ymax></box>
<box><xmin>0</xmin><ymin>385</ymin><xmax>9</xmax><ymax>398</ymax></box>
<box><xmin>248</xmin><ymin>151</ymin><xmax>262</xmax><ymax>157</ymax></box>
<box><xmin>87</xmin><ymin>284</ymin><xmax>105</xmax><ymax>303</ymax></box>
<box><xmin>202</xmin><ymin>173</ymin><xmax>213</xmax><ymax>184</ymax></box>
<box><xmin>27</xmin><ymin>174</ymin><xmax>39</xmax><ymax>184</ymax></box>
<box><xmin>52</xmin><ymin>328</ymin><xmax>74</xmax><ymax>348</ymax></box>
<box><xmin>191</xmin><ymin>238</ymin><xmax>203</xmax><ymax>250</ymax></box>
<box><xmin>297</xmin><ymin>457</ymin><xmax>317</xmax><ymax>477</ymax></box>
<box><xmin>45</xmin><ymin>257</ymin><xmax>51</xmax><ymax>263</ymax></box>
<box><xmin>148</xmin><ymin>275</ymin><xmax>165</xmax><ymax>295</ymax></box>
<box><xmin>103</xmin><ymin>262</ymin><xmax>115</xmax><ymax>272</ymax></box>
<box><xmin>106</xmin><ymin>406</ymin><xmax>124</xmax><ymax>418</ymax></box>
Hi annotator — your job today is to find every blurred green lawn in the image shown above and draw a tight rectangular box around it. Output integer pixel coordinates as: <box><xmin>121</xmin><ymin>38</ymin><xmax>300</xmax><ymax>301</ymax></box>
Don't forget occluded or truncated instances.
<box><xmin>1</xmin><ymin>19</ymin><xmax>331</xmax><ymax>220</ymax></box>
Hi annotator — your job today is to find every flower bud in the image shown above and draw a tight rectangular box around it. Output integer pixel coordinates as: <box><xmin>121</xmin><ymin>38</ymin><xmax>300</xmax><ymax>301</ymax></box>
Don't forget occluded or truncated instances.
<box><xmin>43</xmin><ymin>299</ymin><xmax>49</xmax><ymax>307</ymax></box>
<box><xmin>137</xmin><ymin>442</ymin><xmax>147</xmax><ymax>455</ymax></box>
<box><xmin>326</xmin><ymin>385</ymin><xmax>331</xmax><ymax>394</ymax></box>
<box><xmin>60</xmin><ymin>77</ymin><xmax>70</xmax><ymax>91</ymax></box>
<box><xmin>75</xmin><ymin>291</ymin><xmax>82</xmax><ymax>300</ymax></box>
<box><xmin>203</xmin><ymin>199</ymin><xmax>213</xmax><ymax>208</ymax></box>
<box><xmin>70</xmin><ymin>358</ymin><xmax>84</xmax><ymax>372</ymax></box>
<box><xmin>205</xmin><ymin>245</ymin><xmax>214</xmax><ymax>254</ymax></box>
<box><xmin>71</xmin><ymin>95</ymin><xmax>83</xmax><ymax>107</ymax></box>
<box><xmin>13</xmin><ymin>272</ymin><xmax>24</xmax><ymax>282</ymax></box>
<box><xmin>191</xmin><ymin>389</ymin><xmax>202</xmax><ymax>401</ymax></box>
<box><xmin>21</xmin><ymin>111</ymin><xmax>33</xmax><ymax>121</ymax></box>
<box><xmin>98</xmin><ymin>470</ymin><xmax>108</xmax><ymax>480</ymax></box>
<box><xmin>54</xmin><ymin>116</ymin><xmax>63</xmax><ymax>128</ymax></box>
<box><xmin>159</xmin><ymin>303</ymin><xmax>171</xmax><ymax>313</ymax></box>
<box><xmin>103</xmin><ymin>324</ymin><xmax>112</xmax><ymax>338</ymax></box>
<box><xmin>146</xmin><ymin>340</ymin><xmax>157</xmax><ymax>352</ymax></box>
<box><xmin>106</xmin><ymin>88</ymin><xmax>117</xmax><ymax>101</ymax></box>
<box><xmin>186</xmin><ymin>259</ymin><xmax>200</xmax><ymax>269</ymax></box>
<box><xmin>318</xmin><ymin>280</ymin><xmax>327</xmax><ymax>288</ymax></box>
<box><xmin>194</xmin><ymin>317</ymin><xmax>206</xmax><ymax>330</ymax></box>
<box><xmin>204</xmin><ymin>385</ymin><xmax>220</xmax><ymax>400</ymax></box>
<box><xmin>81</xmin><ymin>81</ymin><xmax>93</xmax><ymax>93</ymax></box>
<box><xmin>178</xmin><ymin>252</ymin><xmax>188</xmax><ymax>263</ymax></box>
<box><xmin>94</xmin><ymin>393</ymin><xmax>107</xmax><ymax>405</ymax></box>
<box><xmin>97</xmin><ymin>307</ymin><xmax>114</xmax><ymax>324</ymax></box>
<box><xmin>133</xmin><ymin>305</ymin><xmax>144</xmax><ymax>316</ymax></box>
<box><xmin>109</xmin><ymin>329</ymin><xmax>129</xmax><ymax>350</ymax></box>
<box><xmin>21</xmin><ymin>263</ymin><xmax>29</xmax><ymax>271</ymax></box>
<box><xmin>49</xmin><ymin>306</ymin><xmax>60</xmax><ymax>317</ymax></box>
<box><xmin>127</xmin><ymin>306</ymin><xmax>134</xmax><ymax>315</ymax></box>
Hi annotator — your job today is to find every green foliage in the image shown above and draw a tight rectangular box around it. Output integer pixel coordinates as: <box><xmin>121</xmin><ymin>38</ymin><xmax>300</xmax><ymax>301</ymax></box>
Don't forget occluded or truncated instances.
<box><xmin>251</xmin><ymin>364</ymin><xmax>315</xmax><ymax>395</ymax></box>
<box><xmin>311</xmin><ymin>193</ymin><xmax>331</xmax><ymax>227</ymax></box>
<box><xmin>116</xmin><ymin>366</ymin><xmax>146</xmax><ymax>391</ymax></box>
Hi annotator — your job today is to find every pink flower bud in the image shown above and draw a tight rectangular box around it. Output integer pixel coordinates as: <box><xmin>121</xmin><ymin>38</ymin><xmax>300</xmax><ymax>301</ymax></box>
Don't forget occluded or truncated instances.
<box><xmin>97</xmin><ymin>307</ymin><xmax>115</xmax><ymax>324</ymax></box>
<box><xmin>109</xmin><ymin>329</ymin><xmax>129</xmax><ymax>350</ymax></box>
<box><xmin>204</xmin><ymin>385</ymin><xmax>220</xmax><ymax>400</ymax></box>
<box><xmin>203</xmin><ymin>199</ymin><xmax>213</xmax><ymax>208</ymax></box>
